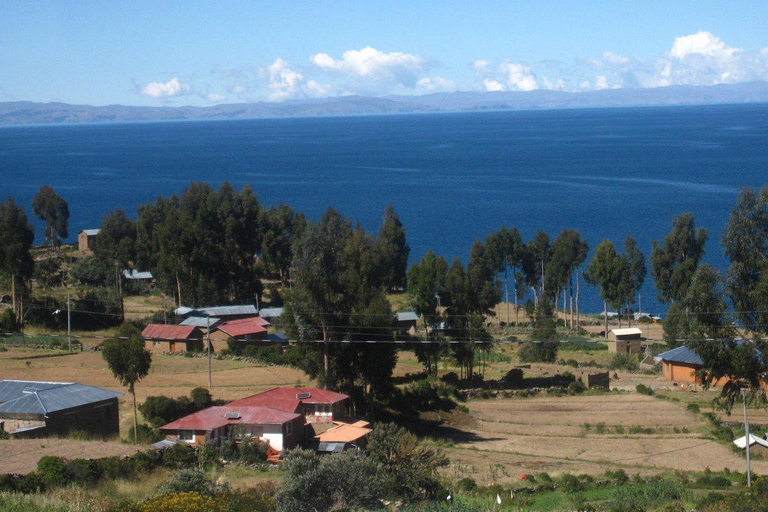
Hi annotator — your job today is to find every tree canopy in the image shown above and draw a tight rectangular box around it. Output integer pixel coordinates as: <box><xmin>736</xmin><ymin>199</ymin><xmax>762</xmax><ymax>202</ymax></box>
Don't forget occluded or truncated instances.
<box><xmin>32</xmin><ymin>185</ymin><xmax>69</xmax><ymax>248</ymax></box>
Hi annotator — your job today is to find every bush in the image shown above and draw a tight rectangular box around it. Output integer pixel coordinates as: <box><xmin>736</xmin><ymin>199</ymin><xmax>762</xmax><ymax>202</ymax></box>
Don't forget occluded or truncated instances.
<box><xmin>128</xmin><ymin>423</ymin><xmax>164</xmax><ymax>444</ymax></box>
<box><xmin>568</xmin><ymin>380</ymin><xmax>587</xmax><ymax>395</ymax></box>
<box><xmin>156</xmin><ymin>469</ymin><xmax>219</xmax><ymax>496</ymax></box>
<box><xmin>636</xmin><ymin>384</ymin><xmax>654</xmax><ymax>396</ymax></box>
<box><xmin>36</xmin><ymin>456</ymin><xmax>69</xmax><ymax>488</ymax></box>
<box><xmin>69</xmin><ymin>256</ymin><xmax>112</xmax><ymax>287</ymax></box>
<box><xmin>66</xmin><ymin>459</ymin><xmax>99</xmax><ymax>486</ymax></box>
<box><xmin>190</xmin><ymin>387</ymin><xmax>212</xmax><ymax>409</ymax></box>
<box><xmin>0</xmin><ymin>309</ymin><xmax>16</xmax><ymax>333</ymax></box>
<box><xmin>609</xmin><ymin>353</ymin><xmax>640</xmax><ymax>371</ymax></box>
<box><xmin>455</xmin><ymin>477</ymin><xmax>477</xmax><ymax>492</ymax></box>
<box><xmin>687</xmin><ymin>403</ymin><xmax>700</xmax><ymax>414</ymax></box>
<box><xmin>518</xmin><ymin>341</ymin><xmax>558</xmax><ymax>363</ymax></box>
<box><xmin>501</xmin><ymin>368</ymin><xmax>524</xmax><ymax>387</ymax></box>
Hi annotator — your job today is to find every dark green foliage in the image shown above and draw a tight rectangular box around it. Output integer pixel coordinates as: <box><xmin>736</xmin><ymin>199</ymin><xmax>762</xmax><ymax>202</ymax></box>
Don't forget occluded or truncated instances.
<box><xmin>609</xmin><ymin>353</ymin><xmax>640</xmax><ymax>371</ymax></box>
<box><xmin>190</xmin><ymin>387</ymin><xmax>212</xmax><ymax>409</ymax></box>
<box><xmin>651</xmin><ymin>213</ymin><xmax>708</xmax><ymax>305</ymax></box>
<box><xmin>72</xmin><ymin>288</ymin><xmax>124</xmax><ymax>329</ymax></box>
<box><xmin>65</xmin><ymin>458</ymin><xmax>99</xmax><ymax>486</ymax></box>
<box><xmin>0</xmin><ymin>308</ymin><xmax>16</xmax><ymax>332</ymax></box>
<box><xmin>407</xmin><ymin>250</ymin><xmax>449</xmax><ymax>376</ymax></box>
<box><xmin>156</xmin><ymin>468</ymin><xmax>218</xmax><ymax>496</ymax></box>
<box><xmin>401</xmin><ymin>379</ymin><xmax>459</xmax><ymax>411</ymax></box>
<box><xmin>605</xmin><ymin>469</ymin><xmax>630</xmax><ymax>484</ymax></box>
<box><xmin>377</xmin><ymin>204</ymin><xmax>410</xmax><ymax>290</ymax></box>
<box><xmin>531</xmin><ymin>298</ymin><xmax>557</xmax><ymax>341</ymax></box>
<box><xmin>0</xmin><ymin>197</ymin><xmax>35</xmax><ymax>303</ymax></box>
<box><xmin>366</xmin><ymin>422</ymin><xmax>448</xmax><ymax>503</ymax></box>
<box><xmin>609</xmin><ymin>480</ymin><xmax>688</xmax><ymax>512</ymax></box>
<box><xmin>33</xmin><ymin>257</ymin><xmax>64</xmax><ymax>289</ymax></box>
<box><xmin>36</xmin><ymin>456</ymin><xmax>69</xmax><ymax>488</ymax></box>
<box><xmin>686</xmin><ymin>403</ymin><xmax>700</xmax><ymax>414</ymax></box>
<box><xmin>69</xmin><ymin>255</ymin><xmax>112</xmax><ymax>287</ymax></box>
<box><xmin>455</xmin><ymin>477</ymin><xmax>477</xmax><ymax>492</ymax></box>
<box><xmin>276</xmin><ymin>449</ymin><xmax>387</xmax><ymax>512</ymax></box>
<box><xmin>636</xmin><ymin>384</ymin><xmax>654</xmax><ymax>395</ymax></box>
<box><xmin>139</xmin><ymin>387</ymin><xmax>215</xmax><ymax>428</ymax></box>
<box><xmin>32</xmin><ymin>185</ymin><xmax>69</xmax><ymax>248</ymax></box>
<box><xmin>240</xmin><ymin>343</ymin><xmax>302</xmax><ymax>367</ymax></box>
<box><xmin>260</xmin><ymin>204</ymin><xmax>304</xmax><ymax>284</ymax></box>
<box><xmin>568</xmin><ymin>380</ymin><xmax>587</xmax><ymax>394</ymax></box>
<box><xmin>518</xmin><ymin>341</ymin><xmax>558</xmax><ymax>363</ymax></box>
<box><xmin>127</xmin><ymin>423</ymin><xmax>163</xmax><ymax>443</ymax></box>
<box><xmin>722</xmin><ymin>186</ymin><xmax>768</xmax><ymax>336</ymax></box>
<box><xmin>501</xmin><ymin>368</ymin><xmax>524</xmax><ymax>387</ymax></box>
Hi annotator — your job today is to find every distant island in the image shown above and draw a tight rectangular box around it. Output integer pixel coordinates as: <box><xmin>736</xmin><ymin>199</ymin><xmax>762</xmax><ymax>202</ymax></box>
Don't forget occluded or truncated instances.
<box><xmin>2</xmin><ymin>81</ymin><xmax>768</xmax><ymax>126</ymax></box>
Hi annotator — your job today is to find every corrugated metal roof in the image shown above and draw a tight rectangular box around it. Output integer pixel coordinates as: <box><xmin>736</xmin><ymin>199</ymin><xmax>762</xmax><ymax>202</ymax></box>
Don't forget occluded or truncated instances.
<box><xmin>231</xmin><ymin>387</ymin><xmax>349</xmax><ymax>409</ymax></box>
<box><xmin>160</xmin><ymin>405</ymin><xmax>300</xmax><ymax>431</ymax></box>
<box><xmin>123</xmin><ymin>269</ymin><xmax>154</xmax><ymax>280</ymax></box>
<box><xmin>611</xmin><ymin>328</ymin><xmax>642</xmax><ymax>336</ymax></box>
<box><xmin>197</xmin><ymin>305</ymin><xmax>258</xmax><ymax>317</ymax></box>
<box><xmin>268</xmin><ymin>333</ymin><xmax>289</xmax><ymax>342</ymax></box>
<box><xmin>317</xmin><ymin>423</ymin><xmax>371</xmax><ymax>443</ymax></box>
<box><xmin>142</xmin><ymin>324</ymin><xmax>201</xmax><ymax>341</ymax></box>
<box><xmin>396</xmin><ymin>312</ymin><xmax>419</xmax><ymax>322</ymax></box>
<box><xmin>654</xmin><ymin>346</ymin><xmax>703</xmax><ymax>365</ymax></box>
<box><xmin>80</xmin><ymin>229</ymin><xmax>100</xmax><ymax>236</ymax></box>
<box><xmin>0</xmin><ymin>380</ymin><xmax>122</xmax><ymax>416</ymax></box>
<box><xmin>734</xmin><ymin>434</ymin><xmax>768</xmax><ymax>450</ymax></box>
<box><xmin>180</xmin><ymin>317</ymin><xmax>220</xmax><ymax>328</ymax></box>
<box><xmin>259</xmin><ymin>307</ymin><xmax>283</xmax><ymax>318</ymax></box>
<box><xmin>315</xmin><ymin>442</ymin><xmax>347</xmax><ymax>453</ymax></box>
<box><xmin>215</xmin><ymin>317</ymin><xmax>269</xmax><ymax>338</ymax></box>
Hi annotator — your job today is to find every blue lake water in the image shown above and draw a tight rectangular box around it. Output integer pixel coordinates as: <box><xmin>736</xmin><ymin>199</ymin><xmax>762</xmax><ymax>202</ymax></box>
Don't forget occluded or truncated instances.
<box><xmin>1</xmin><ymin>103</ymin><xmax>767</xmax><ymax>314</ymax></box>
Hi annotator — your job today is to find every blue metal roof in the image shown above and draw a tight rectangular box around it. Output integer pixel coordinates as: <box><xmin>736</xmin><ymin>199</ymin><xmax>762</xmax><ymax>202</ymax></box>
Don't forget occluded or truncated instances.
<box><xmin>654</xmin><ymin>346</ymin><xmax>703</xmax><ymax>365</ymax></box>
<box><xmin>396</xmin><ymin>312</ymin><xmax>419</xmax><ymax>322</ymax></box>
<box><xmin>268</xmin><ymin>333</ymin><xmax>289</xmax><ymax>342</ymax></box>
<box><xmin>0</xmin><ymin>380</ymin><xmax>123</xmax><ymax>416</ymax></box>
<box><xmin>180</xmin><ymin>316</ymin><xmax>220</xmax><ymax>327</ymax></box>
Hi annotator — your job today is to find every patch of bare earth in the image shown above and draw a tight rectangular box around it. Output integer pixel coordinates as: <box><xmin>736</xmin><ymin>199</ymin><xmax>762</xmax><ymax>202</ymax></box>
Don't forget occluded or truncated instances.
<box><xmin>0</xmin><ymin>439</ymin><xmax>141</xmax><ymax>475</ymax></box>
<box><xmin>438</xmin><ymin>394</ymin><xmax>768</xmax><ymax>484</ymax></box>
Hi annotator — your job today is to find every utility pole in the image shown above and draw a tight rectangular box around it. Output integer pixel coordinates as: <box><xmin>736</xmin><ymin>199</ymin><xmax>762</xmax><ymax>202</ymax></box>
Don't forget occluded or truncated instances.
<box><xmin>67</xmin><ymin>293</ymin><xmax>71</xmax><ymax>352</ymax></box>
<box><xmin>504</xmin><ymin>254</ymin><xmax>510</xmax><ymax>326</ymax></box>
<box><xmin>207</xmin><ymin>315</ymin><xmax>212</xmax><ymax>390</ymax></box>
<box><xmin>742</xmin><ymin>388</ymin><xmax>752</xmax><ymax>487</ymax></box>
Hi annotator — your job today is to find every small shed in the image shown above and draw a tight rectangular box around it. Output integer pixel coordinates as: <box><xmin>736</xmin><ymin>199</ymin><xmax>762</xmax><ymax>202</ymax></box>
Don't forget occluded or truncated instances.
<box><xmin>607</xmin><ymin>328</ymin><xmax>643</xmax><ymax>354</ymax></box>
<box><xmin>259</xmin><ymin>307</ymin><xmax>284</xmax><ymax>321</ymax></box>
<box><xmin>0</xmin><ymin>380</ymin><xmax>122</xmax><ymax>438</ymax></box>
<box><xmin>78</xmin><ymin>229</ymin><xmax>100</xmax><ymax>253</ymax></box>
<box><xmin>608</xmin><ymin>328</ymin><xmax>642</xmax><ymax>341</ymax></box>
<box><xmin>395</xmin><ymin>312</ymin><xmax>419</xmax><ymax>334</ymax></box>
<box><xmin>734</xmin><ymin>434</ymin><xmax>768</xmax><ymax>457</ymax></box>
<box><xmin>142</xmin><ymin>324</ymin><xmax>204</xmax><ymax>353</ymax></box>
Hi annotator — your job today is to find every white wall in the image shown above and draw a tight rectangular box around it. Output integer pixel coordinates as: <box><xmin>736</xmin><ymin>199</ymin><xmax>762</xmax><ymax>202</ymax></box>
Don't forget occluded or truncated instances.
<box><xmin>261</xmin><ymin>424</ymin><xmax>284</xmax><ymax>451</ymax></box>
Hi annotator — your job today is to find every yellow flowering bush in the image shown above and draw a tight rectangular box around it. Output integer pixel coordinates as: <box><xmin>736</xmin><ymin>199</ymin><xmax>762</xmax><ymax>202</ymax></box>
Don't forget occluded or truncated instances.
<box><xmin>120</xmin><ymin>491</ymin><xmax>226</xmax><ymax>512</ymax></box>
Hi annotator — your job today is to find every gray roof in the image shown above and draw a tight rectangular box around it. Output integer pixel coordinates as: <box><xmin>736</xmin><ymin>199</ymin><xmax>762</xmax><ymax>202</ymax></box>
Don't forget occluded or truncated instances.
<box><xmin>80</xmin><ymin>229</ymin><xmax>100</xmax><ymax>236</ymax></box>
<box><xmin>196</xmin><ymin>305</ymin><xmax>258</xmax><ymax>317</ymax></box>
<box><xmin>0</xmin><ymin>380</ymin><xmax>123</xmax><ymax>416</ymax></box>
<box><xmin>314</xmin><ymin>442</ymin><xmax>347</xmax><ymax>453</ymax></box>
<box><xmin>259</xmin><ymin>307</ymin><xmax>283</xmax><ymax>319</ymax></box>
<box><xmin>123</xmin><ymin>269</ymin><xmax>154</xmax><ymax>280</ymax></box>
<box><xmin>396</xmin><ymin>312</ymin><xmax>419</xmax><ymax>322</ymax></box>
<box><xmin>654</xmin><ymin>346</ymin><xmax>703</xmax><ymax>365</ymax></box>
<box><xmin>180</xmin><ymin>316</ymin><xmax>220</xmax><ymax>327</ymax></box>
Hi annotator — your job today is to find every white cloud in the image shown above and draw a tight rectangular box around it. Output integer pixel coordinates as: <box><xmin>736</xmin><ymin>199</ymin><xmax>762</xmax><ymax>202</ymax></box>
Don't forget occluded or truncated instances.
<box><xmin>473</xmin><ymin>60</ymin><xmax>538</xmax><ymax>92</ymax></box>
<box><xmin>310</xmin><ymin>47</ymin><xmax>431</xmax><ymax>93</ymax></box>
<box><xmin>669</xmin><ymin>31</ymin><xmax>740</xmax><ymax>59</ymax></box>
<box><xmin>541</xmin><ymin>77</ymin><xmax>565</xmax><ymax>90</ymax></box>
<box><xmin>594</xmin><ymin>76</ymin><xmax>610</xmax><ymax>90</ymax></box>
<box><xmin>603</xmin><ymin>51</ymin><xmax>629</xmax><ymax>65</ymax></box>
<box><xmin>140</xmin><ymin>77</ymin><xmax>191</xmax><ymax>99</ymax></box>
<box><xmin>417</xmin><ymin>77</ymin><xmax>456</xmax><ymax>93</ymax></box>
<box><xmin>206</xmin><ymin>93</ymin><xmax>227</xmax><ymax>103</ymax></box>
<box><xmin>266</xmin><ymin>58</ymin><xmax>306</xmax><ymax>101</ymax></box>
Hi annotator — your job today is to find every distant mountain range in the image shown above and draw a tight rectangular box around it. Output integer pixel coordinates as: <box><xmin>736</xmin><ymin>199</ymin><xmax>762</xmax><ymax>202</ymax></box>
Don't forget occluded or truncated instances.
<box><xmin>2</xmin><ymin>81</ymin><xmax>768</xmax><ymax>126</ymax></box>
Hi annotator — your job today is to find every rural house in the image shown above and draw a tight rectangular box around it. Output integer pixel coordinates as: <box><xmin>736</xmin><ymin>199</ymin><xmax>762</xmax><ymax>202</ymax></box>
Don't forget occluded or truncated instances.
<box><xmin>607</xmin><ymin>328</ymin><xmax>643</xmax><ymax>354</ymax></box>
<box><xmin>258</xmin><ymin>307</ymin><xmax>283</xmax><ymax>321</ymax></box>
<box><xmin>142</xmin><ymin>324</ymin><xmax>204</xmax><ymax>353</ymax></box>
<box><xmin>313</xmin><ymin>420</ymin><xmax>372</xmax><ymax>453</ymax></box>
<box><xmin>176</xmin><ymin>304</ymin><xmax>259</xmax><ymax>322</ymax></box>
<box><xmin>160</xmin><ymin>405</ymin><xmax>304</xmax><ymax>451</ymax></box>
<box><xmin>229</xmin><ymin>387</ymin><xmax>350</xmax><ymax>424</ymax></box>
<box><xmin>77</xmin><ymin>229</ymin><xmax>100</xmax><ymax>254</ymax></box>
<box><xmin>212</xmin><ymin>316</ymin><xmax>270</xmax><ymax>352</ymax></box>
<box><xmin>0</xmin><ymin>380</ymin><xmax>122</xmax><ymax>438</ymax></box>
<box><xmin>395</xmin><ymin>312</ymin><xmax>419</xmax><ymax>334</ymax></box>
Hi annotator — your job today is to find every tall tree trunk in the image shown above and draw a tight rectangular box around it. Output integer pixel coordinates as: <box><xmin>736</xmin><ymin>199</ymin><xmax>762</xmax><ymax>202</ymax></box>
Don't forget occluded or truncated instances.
<box><xmin>131</xmin><ymin>387</ymin><xmax>138</xmax><ymax>444</ymax></box>
<box><xmin>513</xmin><ymin>269</ymin><xmax>519</xmax><ymax>332</ymax></box>
<box><xmin>576</xmin><ymin>275</ymin><xmax>581</xmax><ymax>329</ymax></box>
<box><xmin>322</xmin><ymin>325</ymin><xmax>329</xmax><ymax>389</ymax></box>
<box><xmin>604</xmin><ymin>300</ymin><xmax>608</xmax><ymax>339</ymax></box>
<box><xmin>569</xmin><ymin>275</ymin><xmax>574</xmax><ymax>331</ymax></box>
<box><xmin>176</xmin><ymin>273</ymin><xmax>182</xmax><ymax>307</ymax></box>
<box><xmin>11</xmin><ymin>274</ymin><xmax>15</xmax><ymax>317</ymax></box>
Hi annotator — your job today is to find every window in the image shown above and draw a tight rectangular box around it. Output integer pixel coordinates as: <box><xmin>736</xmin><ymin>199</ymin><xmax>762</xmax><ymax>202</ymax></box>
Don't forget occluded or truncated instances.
<box><xmin>285</xmin><ymin>421</ymin><xmax>293</xmax><ymax>436</ymax></box>
<box><xmin>178</xmin><ymin>430</ymin><xmax>194</xmax><ymax>442</ymax></box>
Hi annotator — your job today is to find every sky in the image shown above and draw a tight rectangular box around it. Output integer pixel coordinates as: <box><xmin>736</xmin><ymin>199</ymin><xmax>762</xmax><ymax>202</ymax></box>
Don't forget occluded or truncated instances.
<box><xmin>1</xmin><ymin>1</ymin><xmax>767</xmax><ymax>106</ymax></box>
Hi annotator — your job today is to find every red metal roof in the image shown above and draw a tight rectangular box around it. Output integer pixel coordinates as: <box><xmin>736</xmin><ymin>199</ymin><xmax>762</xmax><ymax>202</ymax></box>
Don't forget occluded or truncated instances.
<box><xmin>142</xmin><ymin>324</ymin><xmax>201</xmax><ymax>341</ymax></box>
<box><xmin>229</xmin><ymin>387</ymin><xmax>349</xmax><ymax>411</ymax></box>
<box><xmin>215</xmin><ymin>317</ymin><xmax>270</xmax><ymax>337</ymax></box>
<box><xmin>160</xmin><ymin>405</ymin><xmax>301</xmax><ymax>431</ymax></box>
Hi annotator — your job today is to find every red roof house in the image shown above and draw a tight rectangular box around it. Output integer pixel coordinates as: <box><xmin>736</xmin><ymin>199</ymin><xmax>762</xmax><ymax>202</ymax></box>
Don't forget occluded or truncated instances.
<box><xmin>230</xmin><ymin>387</ymin><xmax>350</xmax><ymax>424</ymax></box>
<box><xmin>142</xmin><ymin>324</ymin><xmax>203</xmax><ymax>353</ymax></box>
<box><xmin>160</xmin><ymin>405</ymin><xmax>304</xmax><ymax>451</ymax></box>
<box><xmin>211</xmin><ymin>316</ymin><xmax>271</xmax><ymax>353</ymax></box>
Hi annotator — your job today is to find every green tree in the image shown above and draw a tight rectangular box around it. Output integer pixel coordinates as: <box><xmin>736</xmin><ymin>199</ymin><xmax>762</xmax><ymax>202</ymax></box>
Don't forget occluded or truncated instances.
<box><xmin>722</xmin><ymin>186</ymin><xmax>768</xmax><ymax>336</ymax></box>
<box><xmin>546</xmin><ymin>230</ymin><xmax>588</xmax><ymax>329</ymax></box>
<box><xmin>102</xmin><ymin>323</ymin><xmax>151</xmax><ymax>443</ymax></box>
<box><xmin>91</xmin><ymin>209</ymin><xmax>137</xmax><ymax>294</ymax></box>
<box><xmin>623</xmin><ymin>235</ymin><xmax>646</xmax><ymax>325</ymax></box>
<box><xmin>585</xmin><ymin>240</ymin><xmax>629</xmax><ymax>338</ymax></box>
<box><xmin>522</xmin><ymin>230</ymin><xmax>551</xmax><ymax>305</ymax></box>
<box><xmin>260</xmin><ymin>204</ymin><xmax>305</xmax><ymax>284</ymax></box>
<box><xmin>651</xmin><ymin>213</ymin><xmax>708</xmax><ymax>305</ymax></box>
<box><xmin>31</xmin><ymin>185</ymin><xmax>69</xmax><ymax>249</ymax></box>
<box><xmin>376</xmin><ymin>204</ymin><xmax>410</xmax><ymax>291</ymax></box>
<box><xmin>0</xmin><ymin>197</ymin><xmax>35</xmax><ymax>316</ymax></box>
<box><xmin>407</xmin><ymin>250</ymin><xmax>449</xmax><ymax>376</ymax></box>
<box><xmin>485</xmin><ymin>226</ymin><xmax>525</xmax><ymax>327</ymax></box>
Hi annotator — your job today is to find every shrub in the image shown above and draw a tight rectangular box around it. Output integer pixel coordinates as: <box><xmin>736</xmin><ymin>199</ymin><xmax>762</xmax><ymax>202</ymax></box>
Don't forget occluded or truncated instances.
<box><xmin>501</xmin><ymin>368</ymin><xmax>524</xmax><ymax>387</ymax></box>
<box><xmin>568</xmin><ymin>380</ymin><xmax>587</xmax><ymax>395</ymax></box>
<box><xmin>0</xmin><ymin>309</ymin><xmax>16</xmax><ymax>333</ymax></box>
<box><xmin>69</xmin><ymin>256</ymin><xmax>112</xmax><ymax>287</ymax></box>
<box><xmin>687</xmin><ymin>403</ymin><xmax>700</xmax><ymax>414</ymax></box>
<box><xmin>558</xmin><ymin>473</ymin><xmax>584</xmax><ymax>492</ymax></box>
<box><xmin>190</xmin><ymin>387</ymin><xmax>212</xmax><ymax>409</ymax></box>
<box><xmin>128</xmin><ymin>424</ymin><xmax>164</xmax><ymax>444</ymax></box>
<box><xmin>636</xmin><ymin>384</ymin><xmax>654</xmax><ymax>396</ymax></box>
<box><xmin>609</xmin><ymin>353</ymin><xmax>640</xmax><ymax>371</ymax></box>
<box><xmin>156</xmin><ymin>469</ymin><xmax>218</xmax><ymax>496</ymax></box>
<box><xmin>65</xmin><ymin>459</ymin><xmax>99</xmax><ymax>485</ymax></box>
<box><xmin>605</xmin><ymin>469</ymin><xmax>629</xmax><ymax>484</ymax></box>
<box><xmin>37</xmin><ymin>456</ymin><xmax>69</xmax><ymax>488</ymax></box>
<box><xmin>518</xmin><ymin>341</ymin><xmax>558</xmax><ymax>363</ymax></box>
<box><xmin>455</xmin><ymin>477</ymin><xmax>477</xmax><ymax>492</ymax></box>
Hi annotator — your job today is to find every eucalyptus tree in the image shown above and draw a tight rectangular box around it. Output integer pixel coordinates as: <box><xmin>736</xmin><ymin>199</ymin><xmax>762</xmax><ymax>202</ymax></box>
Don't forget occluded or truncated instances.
<box><xmin>722</xmin><ymin>185</ymin><xmax>768</xmax><ymax>336</ymax></box>
<box><xmin>406</xmin><ymin>250</ymin><xmax>448</xmax><ymax>376</ymax></box>
<box><xmin>0</xmin><ymin>197</ymin><xmax>35</xmax><ymax>316</ymax></box>
<box><xmin>260</xmin><ymin>204</ymin><xmax>306</xmax><ymax>284</ymax></box>
<box><xmin>586</xmin><ymin>240</ymin><xmax>629</xmax><ymax>338</ymax></box>
<box><xmin>485</xmin><ymin>226</ymin><xmax>525</xmax><ymax>327</ymax></box>
<box><xmin>32</xmin><ymin>185</ymin><xmax>69</xmax><ymax>249</ymax></box>
<box><xmin>522</xmin><ymin>230</ymin><xmax>552</xmax><ymax>305</ymax></box>
<box><xmin>546</xmin><ymin>230</ymin><xmax>588</xmax><ymax>330</ymax></box>
<box><xmin>623</xmin><ymin>235</ymin><xmax>646</xmax><ymax>326</ymax></box>
<box><xmin>376</xmin><ymin>204</ymin><xmax>410</xmax><ymax>291</ymax></box>
<box><xmin>91</xmin><ymin>209</ymin><xmax>137</xmax><ymax>294</ymax></box>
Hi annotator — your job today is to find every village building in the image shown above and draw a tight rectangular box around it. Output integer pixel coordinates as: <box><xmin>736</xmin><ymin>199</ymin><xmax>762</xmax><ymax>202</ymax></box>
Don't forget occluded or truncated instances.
<box><xmin>258</xmin><ymin>307</ymin><xmax>283</xmax><ymax>322</ymax></box>
<box><xmin>179</xmin><ymin>316</ymin><xmax>221</xmax><ymax>331</ymax></box>
<box><xmin>654</xmin><ymin>345</ymin><xmax>733</xmax><ymax>387</ymax></box>
<box><xmin>734</xmin><ymin>434</ymin><xmax>768</xmax><ymax>457</ymax></box>
<box><xmin>211</xmin><ymin>316</ymin><xmax>270</xmax><ymax>352</ymax></box>
<box><xmin>229</xmin><ymin>387</ymin><xmax>350</xmax><ymax>424</ymax></box>
<box><xmin>142</xmin><ymin>324</ymin><xmax>204</xmax><ymax>353</ymax></box>
<box><xmin>395</xmin><ymin>312</ymin><xmax>419</xmax><ymax>334</ymax></box>
<box><xmin>314</xmin><ymin>420</ymin><xmax>372</xmax><ymax>453</ymax></box>
<box><xmin>160</xmin><ymin>405</ymin><xmax>304</xmax><ymax>451</ymax></box>
<box><xmin>0</xmin><ymin>380</ymin><xmax>122</xmax><ymax>438</ymax></box>
<box><xmin>606</xmin><ymin>328</ymin><xmax>643</xmax><ymax>354</ymax></box>
<box><xmin>77</xmin><ymin>229</ymin><xmax>100</xmax><ymax>254</ymax></box>
<box><xmin>122</xmin><ymin>269</ymin><xmax>154</xmax><ymax>281</ymax></box>
<box><xmin>176</xmin><ymin>304</ymin><xmax>259</xmax><ymax>322</ymax></box>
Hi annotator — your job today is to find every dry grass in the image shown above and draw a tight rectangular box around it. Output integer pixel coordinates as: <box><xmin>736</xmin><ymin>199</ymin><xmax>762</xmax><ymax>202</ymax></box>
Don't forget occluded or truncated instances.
<box><xmin>0</xmin><ymin>439</ymin><xmax>142</xmax><ymax>475</ymax></box>
<box><xmin>440</xmin><ymin>393</ymin><xmax>768</xmax><ymax>485</ymax></box>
